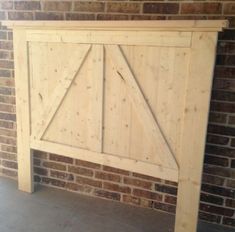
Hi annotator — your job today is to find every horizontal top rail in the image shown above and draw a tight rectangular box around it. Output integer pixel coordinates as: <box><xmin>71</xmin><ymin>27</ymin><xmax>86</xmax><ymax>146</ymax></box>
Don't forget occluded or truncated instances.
<box><xmin>2</xmin><ymin>20</ymin><xmax>228</xmax><ymax>32</ymax></box>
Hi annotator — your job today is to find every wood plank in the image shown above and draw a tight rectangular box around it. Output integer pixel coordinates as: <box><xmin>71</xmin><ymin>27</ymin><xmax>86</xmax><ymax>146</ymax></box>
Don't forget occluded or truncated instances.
<box><xmin>31</xmin><ymin>44</ymin><xmax>91</xmax><ymax>140</ymax></box>
<box><xmin>174</xmin><ymin>32</ymin><xmax>218</xmax><ymax>232</ymax></box>
<box><xmin>13</xmin><ymin>29</ymin><xmax>33</xmax><ymax>193</ymax></box>
<box><xmin>26</xmin><ymin>30</ymin><xmax>192</xmax><ymax>47</ymax></box>
<box><xmin>2</xmin><ymin>20</ymin><xmax>228</xmax><ymax>31</ymax></box>
<box><xmin>88</xmin><ymin>44</ymin><xmax>104</xmax><ymax>152</ymax></box>
<box><xmin>106</xmin><ymin>45</ymin><xmax>178</xmax><ymax>170</ymax></box>
<box><xmin>30</xmin><ymin>139</ymin><xmax>179</xmax><ymax>182</ymax></box>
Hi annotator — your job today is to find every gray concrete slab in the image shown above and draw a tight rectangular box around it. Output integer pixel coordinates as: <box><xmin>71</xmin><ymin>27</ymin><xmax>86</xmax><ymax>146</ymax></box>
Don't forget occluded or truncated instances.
<box><xmin>0</xmin><ymin>176</ymin><xmax>233</xmax><ymax>232</ymax></box>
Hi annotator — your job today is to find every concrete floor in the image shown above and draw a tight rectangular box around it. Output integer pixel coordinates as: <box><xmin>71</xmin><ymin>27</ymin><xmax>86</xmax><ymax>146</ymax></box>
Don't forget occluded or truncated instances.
<box><xmin>0</xmin><ymin>177</ymin><xmax>233</xmax><ymax>232</ymax></box>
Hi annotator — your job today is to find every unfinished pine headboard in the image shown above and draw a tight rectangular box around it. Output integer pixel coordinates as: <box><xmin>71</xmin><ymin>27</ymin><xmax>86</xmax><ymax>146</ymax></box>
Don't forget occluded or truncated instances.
<box><xmin>3</xmin><ymin>20</ymin><xmax>227</xmax><ymax>232</ymax></box>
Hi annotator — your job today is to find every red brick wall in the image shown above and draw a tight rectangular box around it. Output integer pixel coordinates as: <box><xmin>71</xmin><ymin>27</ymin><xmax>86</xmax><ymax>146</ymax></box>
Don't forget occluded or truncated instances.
<box><xmin>0</xmin><ymin>0</ymin><xmax>234</xmax><ymax>228</ymax></box>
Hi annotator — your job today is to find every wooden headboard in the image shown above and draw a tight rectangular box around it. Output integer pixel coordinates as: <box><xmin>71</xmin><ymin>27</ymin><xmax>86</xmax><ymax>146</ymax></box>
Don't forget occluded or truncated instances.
<box><xmin>3</xmin><ymin>20</ymin><xmax>228</xmax><ymax>232</ymax></box>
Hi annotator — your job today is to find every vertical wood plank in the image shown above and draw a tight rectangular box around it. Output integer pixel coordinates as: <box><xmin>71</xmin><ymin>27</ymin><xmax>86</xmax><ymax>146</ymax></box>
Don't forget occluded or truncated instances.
<box><xmin>174</xmin><ymin>32</ymin><xmax>218</xmax><ymax>232</ymax></box>
<box><xmin>89</xmin><ymin>44</ymin><xmax>104</xmax><ymax>152</ymax></box>
<box><xmin>13</xmin><ymin>29</ymin><xmax>33</xmax><ymax>193</ymax></box>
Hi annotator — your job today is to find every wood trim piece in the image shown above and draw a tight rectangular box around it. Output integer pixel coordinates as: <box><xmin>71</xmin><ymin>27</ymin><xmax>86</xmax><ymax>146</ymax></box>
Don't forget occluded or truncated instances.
<box><xmin>106</xmin><ymin>44</ymin><xmax>178</xmax><ymax>170</ymax></box>
<box><xmin>26</xmin><ymin>30</ymin><xmax>192</xmax><ymax>47</ymax></box>
<box><xmin>13</xmin><ymin>29</ymin><xmax>33</xmax><ymax>192</ymax></box>
<box><xmin>2</xmin><ymin>20</ymin><xmax>228</xmax><ymax>31</ymax></box>
<box><xmin>30</xmin><ymin>139</ymin><xmax>179</xmax><ymax>182</ymax></box>
<box><xmin>174</xmin><ymin>32</ymin><xmax>218</xmax><ymax>232</ymax></box>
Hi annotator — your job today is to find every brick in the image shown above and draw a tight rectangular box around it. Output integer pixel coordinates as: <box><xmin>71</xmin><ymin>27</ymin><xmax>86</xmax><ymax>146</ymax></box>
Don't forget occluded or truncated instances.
<box><xmin>43</xmin><ymin>1</ymin><xmax>71</xmax><ymax>11</ymax></box>
<box><xmin>74</xmin><ymin>2</ymin><xmax>105</xmax><ymax>12</ymax></box>
<box><xmin>103</xmin><ymin>165</ymin><xmax>129</xmax><ymax>176</ymax></box>
<box><xmin>216</xmin><ymin>55</ymin><xmax>235</xmax><ymax>66</ymax></box>
<box><xmin>200</xmin><ymin>203</ymin><xmax>234</xmax><ymax>217</ymax></box>
<box><xmin>224</xmin><ymin>3</ymin><xmax>235</xmax><ymax>15</ymax></box>
<box><xmin>103</xmin><ymin>182</ymin><xmax>131</xmax><ymax>194</ymax></box>
<box><xmin>226</xmin><ymin>199</ymin><xmax>235</xmax><ymax>208</ymax></box>
<box><xmin>227</xmin><ymin>179</ymin><xmax>235</xmax><ymax>188</ymax></box>
<box><xmin>132</xmin><ymin>173</ymin><xmax>162</xmax><ymax>182</ymax></box>
<box><xmin>2</xmin><ymin>160</ymin><xmax>17</xmax><ymax>169</ymax></box>
<box><xmin>35</xmin><ymin>12</ymin><xmax>64</xmax><ymax>20</ymax></box>
<box><xmin>211</xmin><ymin>100</ymin><xmax>235</xmax><ymax>113</ymax></box>
<box><xmin>0</xmin><ymin>136</ymin><xmax>16</xmax><ymax>146</ymax></box>
<box><xmin>8</xmin><ymin>12</ymin><xmax>34</xmax><ymax>20</ymax></box>
<box><xmin>204</xmin><ymin>155</ymin><xmax>229</xmax><ymax>167</ymax></box>
<box><xmin>208</xmin><ymin>124</ymin><xmax>235</xmax><ymax>136</ymax></box>
<box><xmin>0</xmin><ymin>60</ymin><xmax>14</xmax><ymax>69</ymax></box>
<box><xmin>153</xmin><ymin>202</ymin><xmax>176</xmax><ymax>214</ymax></box>
<box><xmin>133</xmin><ymin>189</ymin><xmax>162</xmax><ymax>201</ymax></box>
<box><xmin>122</xmin><ymin>195</ymin><xmax>152</xmax><ymax>208</ymax></box>
<box><xmin>49</xmin><ymin>153</ymin><xmax>73</xmax><ymax>164</ymax></box>
<box><xmin>123</xmin><ymin>177</ymin><xmax>152</xmax><ymax>190</ymax></box>
<box><xmin>1</xmin><ymin>144</ymin><xmax>17</xmax><ymax>154</ymax></box>
<box><xmin>41</xmin><ymin>177</ymin><xmax>66</xmax><ymax>188</ymax></box>
<box><xmin>229</xmin><ymin>116</ymin><xmax>235</xmax><ymax>125</ymax></box>
<box><xmin>34</xmin><ymin>175</ymin><xmax>41</xmax><ymax>183</ymax></box>
<box><xmin>204</xmin><ymin>165</ymin><xmax>235</xmax><ymax>179</ymax></box>
<box><xmin>68</xmin><ymin>166</ymin><xmax>93</xmax><ymax>177</ymax></box>
<box><xmin>155</xmin><ymin>184</ymin><xmax>177</xmax><ymax>196</ymax></box>
<box><xmin>231</xmin><ymin>138</ymin><xmax>235</xmax><ymax>147</ymax></box>
<box><xmin>200</xmin><ymin>193</ymin><xmax>223</xmax><ymax>205</ymax></box>
<box><xmin>213</xmin><ymin>79</ymin><xmax>235</xmax><ymax>91</ymax></box>
<box><xmin>33</xmin><ymin>150</ymin><xmax>47</xmax><ymax>159</ymax></box>
<box><xmin>0</xmin><ymin>120</ymin><xmax>14</xmax><ymax>129</ymax></box>
<box><xmin>0</xmin><ymin>86</ymin><xmax>15</xmax><ymax>98</ymax></box>
<box><xmin>0</xmin><ymin>104</ymin><xmax>15</xmax><ymax>114</ymax></box>
<box><xmin>8</xmin><ymin>32</ymin><xmax>13</xmax><ymax>41</ymax></box>
<box><xmin>208</xmin><ymin>112</ymin><xmax>227</xmax><ymax>124</ymax></box>
<box><xmin>33</xmin><ymin>158</ymin><xmax>40</xmax><ymax>166</ymax></box>
<box><xmin>2</xmin><ymin>168</ymin><xmax>17</xmax><ymax>178</ymax></box>
<box><xmin>206</xmin><ymin>134</ymin><xmax>229</xmax><ymax>146</ymax></box>
<box><xmin>219</xmin><ymin>30</ymin><xmax>235</xmax><ymax>41</ymax></box>
<box><xmin>0</xmin><ymin>1</ymin><xmax>13</xmax><ymax>10</ymax></box>
<box><xmin>0</xmin><ymin>151</ymin><xmax>16</xmax><ymax>161</ymax></box>
<box><xmin>0</xmin><ymin>128</ymin><xmax>16</xmax><ymax>138</ymax></box>
<box><xmin>0</xmin><ymin>51</ymin><xmax>11</xmax><ymax>59</ymax></box>
<box><xmin>75</xmin><ymin>159</ymin><xmax>101</xmax><ymax>170</ymax></box>
<box><xmin>43</xmin><ymin>161</ymin><xmax>66</xmax><ymax>171</ymax></box>
<box><xmin>164</xmin><ymin>195</ymin><xmax>177</xmax><ymax>205</ymax></box>
<box><xmin>217</xmin><ymin>41</ymin><xmax>235</xmax><ymax>55</ymax></box>
<box><xmin>14</xmin><ymin>1</ymin><xmax>41</xmax><ymax>11</ymax></box>
<box><xmin>181</xmin><ymin>3</ymin><xmax>222</xmax><ymax>15</ymax></box>
<box><xmin>164</xmin><ymin>180</ymin><xmax>177</xmax><ymax>187</ymax></box>
<box><xmin>206</xmin><ymin>145</ymin><xmax>235</xmax><ymax>158</ymax></box>
<box><xmin>214</xmin><ymin>67</ymin><xmax>235</xmax><ymax>79</ymax></box>
<box><xmin>66</xmin><ymin>182</ymin><xmax>92</xmax><ymax>193</ymax></box>
<box><xmin>0</xmin><ymin>12</ymin><xmax>6</xmax><ymax>20</ymax></box>
<box><xmin>223</xmin><ymin>217</ymin><xmax>235</xmax><ymax>227</ymax></box>
<box><xmin>201</xmin><ymin>183</ymin><xmax>235</xmax><ymax>198</ymax></box>
<box><xmin>0</xmin><ymin>70</ymin><xmax>11</xmax><ymax>77</ymax></box>
<box><xmin>94</xmin><ymin>189</ymin><xmax>121</xmax><ymax>201</ymax></box>
<box><xmin>95</xmin><ymin>171</ymin><xmax>121</xmax><ymax>182</ymax></box>
<box><xmin>199</xmin><ymin>212</ymin><xmax>221</xmax><ymax>224</ymax></box>
<box><xmin>143</xmin><ymin>3</ymin><xmax>179</xmax><ymax>14</ymax></box>
<box><xmin>97</xmin><ymin>14</ymin><xmax>128</xmax><ymax>20</ymax></box>
<box><xmin>50</xmin><ymin>170</ymin><xmax>74</xmax><ymax>181</ymax></box>
<box><xmin>34</xmin><ymin>167</ymin><xmax>48</xmax><ymax>176</ymax></box>
<box><xmin>0</xmin><ymin>113</ymin><xmax>16</xmax><ymax>121</ymax></box>
<box><xmin>231</xmin><ymin>159</ymin><xmax>235</xmax><ymax>168</ymax></box>
<box><xmin>107</xmin><ymin>2</ymin><xmax>140</xmax><ymax>14</ymax></box>
<box><xmin>0</xmin><ymin>41</ymin><xmax>13</xmax><ymax>50</ymax></box>
<box><xmin>65</xmin><ymin>13</ymin><xmax>95</xmax><ymax>20</ymax></box>
<box><xmin>76</xmin><ymin>176</ymin><xmax>102</xmax><ymax>188</ymax></box>
<box><xmin>0</xmin><ymin>95</ymin><xmax>15</xmax><ymax>104</ymax></box>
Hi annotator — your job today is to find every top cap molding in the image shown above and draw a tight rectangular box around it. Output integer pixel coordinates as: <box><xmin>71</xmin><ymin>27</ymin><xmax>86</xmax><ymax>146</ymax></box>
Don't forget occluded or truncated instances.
<box><xmin>1</xmin><ymin>20</ymin><xmax>228</xmax><ymax>32</ymax></box>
